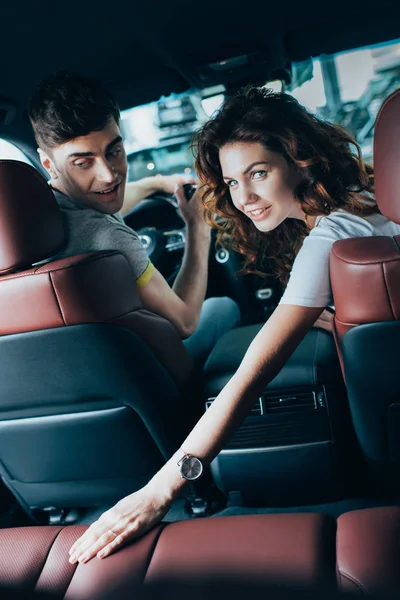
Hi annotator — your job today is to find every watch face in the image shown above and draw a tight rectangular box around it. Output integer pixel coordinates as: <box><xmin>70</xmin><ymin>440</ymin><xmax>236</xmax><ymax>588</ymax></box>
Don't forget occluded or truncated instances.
<box><xmin>180</xmin><ymin>456</ymin><xmax>203</xmax><ymax>481</ymax></box>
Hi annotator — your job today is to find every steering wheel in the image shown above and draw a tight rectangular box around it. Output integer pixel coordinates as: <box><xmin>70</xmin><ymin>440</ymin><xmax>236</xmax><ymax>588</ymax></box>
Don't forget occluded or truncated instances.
<box><xmin>123</xmin><ymin>191</ymin><xmax>187</xmax><ymax>281</ymax></box>
<box><xmin>137</xmin><ymin>224</ymin><xmax>186</xmax><ymax>264</ymax></box>
<box><xmin>138</xmin><ymin>194</ymin><xmax>186</xmax><ymax>262</ymax></box>
<box><xmin>123</xmin><ymin>190</ymin><xmax>267</xmax><ymax>321</ymax></box>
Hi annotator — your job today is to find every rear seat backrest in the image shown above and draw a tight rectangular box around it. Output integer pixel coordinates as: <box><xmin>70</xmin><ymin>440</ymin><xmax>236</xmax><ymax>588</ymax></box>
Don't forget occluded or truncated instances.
<box><xmin>329</xmin><ymin>89</ymin><xmax>400</xmax><ymax>493</ymax></box>
<box><xmin>0</xmin><ymin>160</ymin><xmax>195</xmax><ymax>385</ymax></box>
<box><xmin>0</xmin><ymin>160</ymin><xmax>200</xmax><ymax>514</ymax></box>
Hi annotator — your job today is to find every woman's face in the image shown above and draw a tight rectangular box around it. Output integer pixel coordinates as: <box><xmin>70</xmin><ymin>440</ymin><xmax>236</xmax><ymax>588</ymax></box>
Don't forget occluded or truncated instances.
<box><xmin>219</xmin><ymin>142</ymin><xmax>304</xmax><ymax>232</ymax></box>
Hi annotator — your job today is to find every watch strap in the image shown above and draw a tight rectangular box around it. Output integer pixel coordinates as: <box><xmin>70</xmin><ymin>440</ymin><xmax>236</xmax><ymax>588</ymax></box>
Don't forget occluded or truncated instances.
<box><xmin>173</xmin><ymin>447</ymin><xmax>190</xmax><ymax>467</ymax></box>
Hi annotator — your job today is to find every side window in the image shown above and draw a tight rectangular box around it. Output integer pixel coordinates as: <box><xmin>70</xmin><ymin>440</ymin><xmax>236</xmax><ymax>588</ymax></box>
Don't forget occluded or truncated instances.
<box><xmin>0</xmin><ymin>139</ymin><xmax>34</xmax><ymax>165</ymax></box>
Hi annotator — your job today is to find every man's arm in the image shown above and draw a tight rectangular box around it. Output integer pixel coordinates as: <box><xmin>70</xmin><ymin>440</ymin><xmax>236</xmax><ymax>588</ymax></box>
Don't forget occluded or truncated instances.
<box><xmin>137</xmin><ymin>185</ymin><xmax>211</xmax><ymax>337</ymax></box>
<box><xmin>121</xmin><ymin>174</ymin><xmax>196</xmax><ymax>216</ymax></box>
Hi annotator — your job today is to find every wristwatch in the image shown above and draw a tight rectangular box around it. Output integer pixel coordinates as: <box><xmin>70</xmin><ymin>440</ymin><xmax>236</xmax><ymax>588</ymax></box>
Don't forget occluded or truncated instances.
<box><xmin>175</xmin><ymin>449</ymin><xmax>203</xmax><ymax>481</ymax></box>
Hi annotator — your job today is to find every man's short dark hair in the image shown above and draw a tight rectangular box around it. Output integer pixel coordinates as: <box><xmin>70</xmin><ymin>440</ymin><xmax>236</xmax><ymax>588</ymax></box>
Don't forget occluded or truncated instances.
<box><xmin>29</xmin><ymin>70</ymin><xmax>120</xmax><ymax>150</ymax></box>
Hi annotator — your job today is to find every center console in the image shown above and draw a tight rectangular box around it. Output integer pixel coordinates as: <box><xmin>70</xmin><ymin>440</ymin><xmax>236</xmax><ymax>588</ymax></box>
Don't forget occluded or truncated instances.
<box><xmin>202</xmin><ymin>324</ymin><xmax>358</xmax><ymax>507</ymax></box>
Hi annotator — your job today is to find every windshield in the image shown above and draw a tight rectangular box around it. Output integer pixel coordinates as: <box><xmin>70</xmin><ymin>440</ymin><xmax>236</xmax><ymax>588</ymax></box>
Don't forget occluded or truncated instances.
<box><xmin>121</xmin><ymin>92</ymin><xmax>214</xmax><ymax>181</ymax></box>
<box><xmin>121</xmin><ymin>36</ymin><xmax>400</xmax><ymax>180</ymax></box>
<box><xmin>289</xmin><ymin>39</ymin><xmax>400</xmax><ymax>161</ymax></box>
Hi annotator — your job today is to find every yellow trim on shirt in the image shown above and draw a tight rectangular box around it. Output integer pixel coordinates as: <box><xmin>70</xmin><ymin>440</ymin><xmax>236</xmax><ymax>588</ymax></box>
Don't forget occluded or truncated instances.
<box><xmin>136</xmin><ymin>261</ymin><xmax>155</xmax><ymax>288</ymax></box>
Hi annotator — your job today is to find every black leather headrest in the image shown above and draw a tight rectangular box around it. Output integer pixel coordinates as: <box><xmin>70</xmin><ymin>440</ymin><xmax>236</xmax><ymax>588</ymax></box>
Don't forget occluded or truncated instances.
<box><xmin>0</xmin><ymin>160</ymin><xmax>66</xmax><ymax>274</ymax></box>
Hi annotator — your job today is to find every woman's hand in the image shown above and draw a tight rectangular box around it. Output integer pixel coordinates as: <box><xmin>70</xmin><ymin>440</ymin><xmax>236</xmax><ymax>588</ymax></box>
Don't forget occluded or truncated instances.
<box><xmin>68</xmin><ymin>481</ymin><xmax>173</xmax><ymax>564</ymax></box>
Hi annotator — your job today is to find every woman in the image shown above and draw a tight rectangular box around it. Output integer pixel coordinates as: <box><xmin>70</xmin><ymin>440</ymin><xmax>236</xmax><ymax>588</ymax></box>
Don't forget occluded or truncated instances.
<box><xmin>68</xmin><ymin>86</ymin><xmax>400</xmax><ymax>564</ymax></box>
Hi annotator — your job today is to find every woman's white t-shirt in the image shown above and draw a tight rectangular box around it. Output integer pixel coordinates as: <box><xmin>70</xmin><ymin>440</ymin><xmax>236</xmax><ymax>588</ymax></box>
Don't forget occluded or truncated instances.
<box><xmin>279</xmin><ymin>210</ymin><xmax>400</xmax><ymax>308</ymax></box>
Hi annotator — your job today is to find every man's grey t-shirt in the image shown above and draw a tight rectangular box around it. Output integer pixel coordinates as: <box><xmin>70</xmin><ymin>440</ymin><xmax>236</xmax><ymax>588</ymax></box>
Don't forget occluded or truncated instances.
<box><xmin>52</xmin><ymin>190</ymin><xmax>154</xmax><ymax>287</ymax></box>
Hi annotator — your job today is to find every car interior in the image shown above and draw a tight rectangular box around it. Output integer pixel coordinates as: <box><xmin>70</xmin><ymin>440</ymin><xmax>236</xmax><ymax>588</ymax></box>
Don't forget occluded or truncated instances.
<box><xmin>2</xmin><ymin>0</ymin><xmax>400</xmax><ymax>597</ymax></box>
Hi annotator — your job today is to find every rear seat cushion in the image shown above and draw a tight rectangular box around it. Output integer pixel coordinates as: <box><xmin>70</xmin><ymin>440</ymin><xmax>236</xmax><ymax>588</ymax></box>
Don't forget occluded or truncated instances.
<box><xmin>0</xmin><ymin>513</ymin><xmax>336</xmax><ymax>599</ymax></box>
<box><xmin>145</xmin><ymin>514</ymin><xmax>336</xmax><ymax>585</ymax></box>
<box><xmin>65</xmin><ymin>524</ymin><xmax>165</xmax><ymax>599</ymax></box>
<box><xmin>337</xmin><ymin>507</ymin><xmax>400</xmax><ymax>594</ymax></box>
<box><xmin>0</xmin><ymin>525</ymin><xmax>66</xmax><ymax>590</ymax></box>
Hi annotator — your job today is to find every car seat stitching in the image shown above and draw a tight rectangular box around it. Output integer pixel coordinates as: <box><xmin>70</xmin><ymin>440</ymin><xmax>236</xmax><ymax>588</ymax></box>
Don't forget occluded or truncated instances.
<box><xmin>332</xmin><ymin>316</ymin><xmax>359</xmax><ymax>328</ymax></box>
<box><xmin>381</xmin><ymin>262</ymin><xmax>396</xmax><ymax>320</ymax></box>
<box><xmin>337</xmin><ymin>569</ymin><xmax>370</xmax><ymax>595</ymax></box>
<box><xmin>31</xmin><ymin>526</ymin><xmax>65</xmax><ymax>592</ymax></box>
<box><xmin>34</xmin><ymin>251</ymin><xmax>121</xmax><ymax>275</ymax></box>
<box><xmin>48</xmin><ymin>271</ymin><xmax>67</xmax><ymax>325</ymax></box>
<box><xmin>330</xmin><ymin>252</ymin><xmax>400</xmax><ymax>266</ymax></box>
<box><xmin>141</xmin><ymin>523</ymin><xmax>168</xmax><ymax>583</ymax></box>
<box><xmin>0</xmin><ymin>252</ymin><xmax>120</xmax><ymax>281</ymax></box>
<box><xmin>0</xmin><ymin>270</ymin><xmax>32</xmax><ymax>280</ymax></box>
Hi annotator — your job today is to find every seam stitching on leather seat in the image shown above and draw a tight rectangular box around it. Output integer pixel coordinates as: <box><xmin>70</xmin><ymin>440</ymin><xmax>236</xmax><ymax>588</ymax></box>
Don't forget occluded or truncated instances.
<box><xmin>49</xmin><ymin>272</ymin><xmax>67</xmax><ymax>325</ymax></box>
<box><xmin>142</xmin><ymin>524</ymin><xmax>168</xmax><ymax>583</ymax></box>
<box><xmin>332</xmin><ymin>255</ymin><xmax>400</xmax><ymax>266</ymax></box>
<box><xmin>35</xmin><ymin>252</ymin><xmax>120</xmax><ymax>275</ymax></box>
<box><xmin>0</xmin><ymin>252</ymin><xmax>119</xmax><ymax>280</ymax></box>
<box><xmin>0</xmin><ymin>253</ymin><xmax>126</xmax><ymax>281</ymax></box>
<box><xmin>337</xmin><ymin>570</ymin><xmax>370</xmax><ymax>595</ymax></box>
<box><xmin>0</xmin><ymin>270</ymin><xmax>37</xmax><ymax>281</ymax></box>
<box><xmin>333</xmin><ymin>317</ymin><xmax>359</xmax><ymax>327</ymax></box>
<box><xmin>32</xmin><ymin>527</ymin><xmax>65</xmax><ymax>592</ymax></box>
<box><xmin>381</xmin><ymin>262</ymin><xmax>396</xmax><ymax>320</ymax></box>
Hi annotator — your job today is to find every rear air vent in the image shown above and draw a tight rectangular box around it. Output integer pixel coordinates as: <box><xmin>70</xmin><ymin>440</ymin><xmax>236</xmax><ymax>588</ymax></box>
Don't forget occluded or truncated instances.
<box><xmin>263</xmin><ymin>391</ymin><xmax>316</xmax><ymax>413</ymax></box>
<box><xmin>206</xmin><ymin>390</ymin><xmax>321</xmax><ymax>417</ymax></box>
<box><xmin>206</xmin><ymin>397</ymin><xmax>263</xmax><ymax>416</ymax></box>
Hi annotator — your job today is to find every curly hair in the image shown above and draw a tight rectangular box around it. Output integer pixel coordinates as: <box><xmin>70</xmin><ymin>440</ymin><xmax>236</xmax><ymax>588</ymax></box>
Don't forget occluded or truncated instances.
<box><xmin>192</xmin><ymin>86</ymin><xmax>376</xmax><ymax>286</ymax></box>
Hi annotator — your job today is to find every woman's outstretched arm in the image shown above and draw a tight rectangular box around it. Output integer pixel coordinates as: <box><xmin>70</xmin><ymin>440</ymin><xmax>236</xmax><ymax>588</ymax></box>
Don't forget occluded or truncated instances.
<box><xmin>68</xmin><ymin>303</ymin><xmax>325</xmax><ymax>564</ymax></box>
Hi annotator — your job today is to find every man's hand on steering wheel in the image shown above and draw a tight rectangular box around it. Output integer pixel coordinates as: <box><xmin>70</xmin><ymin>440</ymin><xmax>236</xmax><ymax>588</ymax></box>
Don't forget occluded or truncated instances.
<box><xmin>122</xmin><ymin>173</ymin><xmax>198</xmax><ymax>216</ymax></box>
<box><xmin>173</xmin><ymin>182</ymin><xmax>211</xmax><ymax>235</ymax></box>
<box><xmin>154</xmin><ymin>173</ymin><xmax>198</xmax><ymax>195</ymax></box>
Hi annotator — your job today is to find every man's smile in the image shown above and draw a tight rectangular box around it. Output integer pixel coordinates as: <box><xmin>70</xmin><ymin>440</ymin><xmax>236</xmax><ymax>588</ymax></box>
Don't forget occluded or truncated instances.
<box><xmin>94</xmin><ymin>182</ymin><xmax>121</xmax><ymax>195</ymax></box>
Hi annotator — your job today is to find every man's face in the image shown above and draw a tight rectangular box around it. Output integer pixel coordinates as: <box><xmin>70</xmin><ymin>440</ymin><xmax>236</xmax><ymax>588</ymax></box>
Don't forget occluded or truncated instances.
<box><xmin>40</xmin><ymin>120</ymin><xmax>128</xmax><ymax>214</ymax></box>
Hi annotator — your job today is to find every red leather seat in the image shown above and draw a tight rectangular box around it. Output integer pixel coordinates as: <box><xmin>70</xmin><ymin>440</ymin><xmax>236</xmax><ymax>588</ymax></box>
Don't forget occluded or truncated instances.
<box><xmin>329</xmin><ymin>89</ymin><xmax>400</xmax><ymax>495</ymax></box>
<box><xmin>0</xmin><ymin>160</ymin><xmax>200</xmax><ymax>518</ymax></box>
<box><xmin>0</xmin><ymin>513</ymin><xmax>337</xmax><ymax>598</ymax></box>
<box><xmin>1</xmin><ymin>508</ymin><xmax>399</xmax><ymax>598</ymax></box>
<box><xmin>0</xmin><ymin>159</ymin><xmax>195</xmax><ymax>385</ymax></box>
<box><xmin>337</xmin><ymin>507</ymin><xmax>400</xmax><ymax>595</ymax></box>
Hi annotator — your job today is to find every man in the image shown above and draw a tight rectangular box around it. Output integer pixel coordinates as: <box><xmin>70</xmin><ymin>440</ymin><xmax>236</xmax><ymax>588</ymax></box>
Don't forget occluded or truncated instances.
<box><xmin>28</xmin><ymin>71</ymin><xmax>240</xmax><ymax>367</ymax></box>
